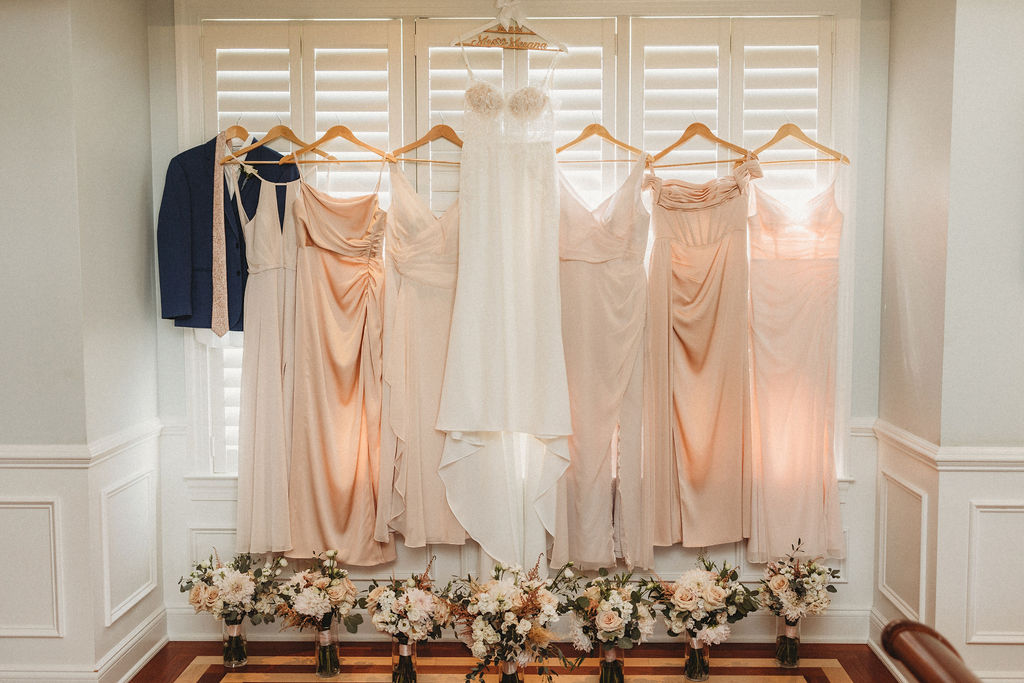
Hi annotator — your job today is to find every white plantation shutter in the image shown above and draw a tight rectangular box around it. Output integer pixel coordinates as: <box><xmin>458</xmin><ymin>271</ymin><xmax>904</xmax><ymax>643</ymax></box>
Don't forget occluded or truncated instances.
<box><xmin>415</xmin><ymin>19</ymin><xmax>516</xmax><ymax>214</ymax></box>
<box><xmin>528</xmin><ymin>18</ymin><xmax>617</xmax><ymax>208</ymax></box>
<box><xmin>733</xmin><ymin>17</ymin><xmax>834</xmax><ymax>202</ymax></box>
<box><xmin>631</xmin><ymin>19</ymin><xmax>731</xmax><ymax>184</ymax></box>
<box><xmin>202</xmin><ymin>22</ymin><xmax>300</xmax><ymax>143</ymax></box>
<box><xmin>301</xmin><ymin>21</ymin><xmax>403</xmax><ymax>198</ymax></box>
<box><xmin>415</xmin><ymin>18</ymin><xmax>617</xmax><ymax>211</ymax></box>
<box><xmin>201</xmin><ymin>21</ymin><xmax>300</xmax><ymax>474</ymax></box>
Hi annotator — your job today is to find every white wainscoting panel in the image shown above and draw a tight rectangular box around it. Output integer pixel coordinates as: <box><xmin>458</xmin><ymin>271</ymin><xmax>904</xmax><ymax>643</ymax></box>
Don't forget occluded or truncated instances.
<box><xmin>966</xmin><ymin>501</ymin><xmax>1024</xmax><ymax>644</ymax></box>
<box><xmin>187</xmin><ymin>526</ymin><xmax>236</xmax><ymax>563</ymax></box>
<box><xmin>102</xmin><ymin>470</ymin><xmax>158</xmax><ymax>626</ymax></box>
<box><xmin>879</xmin><ymin>471</ymin><xmax>927</xmax><ymax>621</ymax></box>
<box><xmin>0</xmin><ymin>498</ymin><xmax>63</xmax><ymax>637</ymax></box>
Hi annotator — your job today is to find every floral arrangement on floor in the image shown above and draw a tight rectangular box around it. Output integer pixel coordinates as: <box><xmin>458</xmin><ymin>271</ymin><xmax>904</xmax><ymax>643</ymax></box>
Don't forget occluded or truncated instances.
<box><xmin>367</xmin><ymin>558</ymin><xmax>452</xmax><ymax>683</ymax></box>
<box><xmin>758</xmin><ymin>540</ymin><xmax>840</xmax><ymax>666</ymax></box>
<box><xmin>567</xmin><ymin>569</ymin><xmax>658</xmax><ymax>683</ymax></box>
<box><xmin>178</xmin><ymin>552</ymin><xmax>286</xmax><ymax>666</ymax></box>
<box><xmin>444</xmin><ymin>561</ymin><xmax>580</xmax><ymax>682</ymax></box>
<box><xmin>277</xmin><ymin>550</ymin><xmax>363</xmax><ymax>676</ymax></box>
<box><xmin>654</xmin><ymin>556</ymin><xmax>759</xmax><ymax>680</ymax></box>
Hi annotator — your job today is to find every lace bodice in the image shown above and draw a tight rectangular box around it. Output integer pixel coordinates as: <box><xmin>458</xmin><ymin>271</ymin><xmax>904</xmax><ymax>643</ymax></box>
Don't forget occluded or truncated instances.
<box><xmin>461</xmin><ymin>48</ymin><xmax>557</xmax><ymax>141</ymax></box>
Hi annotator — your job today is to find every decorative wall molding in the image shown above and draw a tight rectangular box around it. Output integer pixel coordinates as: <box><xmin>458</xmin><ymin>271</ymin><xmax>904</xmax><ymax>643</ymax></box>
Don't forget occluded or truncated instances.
<box><xmin>88</xmin><ymin>418</ymin><xmax>163</xmax><ymax>467</ymax></box>
<box><xmin>183</xmin><ymin>474</ymin><xmax>238</xmax><ymax>501</ymax></box>
<box><xmin>0</xmin><ymin>418</ymin><xmax>162</xmax><ymax>469</ymax></box>
<box><xmin>187</xmin><ymin>526</ymin><xmax>236</xmax><ymax>562</ymax></box>
<box><xmin>849</xmin><ymin>416</ymin><xmax>878</xmax><ymax>437</ymax></box>
<box><xmin>874</xmin><ymin>420</ymin><xmax>1024</xmax><ymax>472</ymax></box>
<box><xmin>0</xmin><ymin>498</ymin><xmax>64</xmax><ymax>638</ymax></box>
<box><xmin>966</xmin><ymin>501</ymin><xmax>1024</xmax><ymax>644</ymax></box>
<box><xmin>101</xmin><ymin>470</ymin><xmax>158</xmax><ymax>627</ymax></box>
<box><xmin>160</xmin><ymin>421</ymin><xmax>188</xmax><ymax>438</ymax></box>
<box><xmin>878</xmin><ymin>471</ymin><xmax>928</xmax><ymax>623</ymax></box>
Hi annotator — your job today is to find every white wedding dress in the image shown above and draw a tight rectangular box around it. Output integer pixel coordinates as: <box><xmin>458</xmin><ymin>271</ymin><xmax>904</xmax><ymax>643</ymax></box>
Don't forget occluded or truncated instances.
<box><xmin>436</xmin><ymin>50</ymin><xmax>571</xmax><ymax>567</ymax></box>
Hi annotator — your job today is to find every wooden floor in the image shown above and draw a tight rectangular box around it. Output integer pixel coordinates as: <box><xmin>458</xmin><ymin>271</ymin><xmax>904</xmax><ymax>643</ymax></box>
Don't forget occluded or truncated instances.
<box><xmin>133</xmin><ymin>641</ymin><xmax>898</xmax><ymax>682</ymax></box>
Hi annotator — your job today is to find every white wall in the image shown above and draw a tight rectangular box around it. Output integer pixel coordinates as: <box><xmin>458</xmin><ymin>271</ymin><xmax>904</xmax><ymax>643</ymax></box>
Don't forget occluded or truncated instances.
<box><xmin>872</xmin><ymin>2</ymin><xmax>1024</xmax><ymax>681</ymax></box>
<box><xmin>71</xmin><ymin>0</ymin><xmax>160</xmax><ymax>442</ymax></box>
<box><xmin>0</xmin><ymin>0</ymin><xmax>88</xmax><ymax>445</ymax></box>
<box><xmin>0</xmin><ymin>1</ymin><xmax>166</xmax><ymax>680</ymax></box>
<box><xmin>876</xmin><ymin>0</ymin><xmax>955</xmax><ymax>445</ymax></box>
<box><xmin>941</xmin><ymin>0</ymin><xmax>1024</xmax><ymax>447</ymax></box>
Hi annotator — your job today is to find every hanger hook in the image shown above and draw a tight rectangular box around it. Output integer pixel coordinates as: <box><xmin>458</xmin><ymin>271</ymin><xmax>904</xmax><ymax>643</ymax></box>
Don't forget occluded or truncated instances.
<box><xmin>784</xmin><ymin>110</ymin><xmax>794</xmax><ymax>125</ymax></box>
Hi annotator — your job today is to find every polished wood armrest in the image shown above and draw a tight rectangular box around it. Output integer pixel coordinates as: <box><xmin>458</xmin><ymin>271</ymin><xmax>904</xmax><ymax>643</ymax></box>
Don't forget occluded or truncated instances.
<box><xmin>881</xmin><ymin>620</ymin><xmax>982</xmax><ymax>683</ymax></box>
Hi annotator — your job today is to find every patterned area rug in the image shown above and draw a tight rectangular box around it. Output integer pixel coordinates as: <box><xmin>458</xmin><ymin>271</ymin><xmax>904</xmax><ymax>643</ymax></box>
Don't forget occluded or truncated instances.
<box><xmin>173</xmin><ymin>653</ymin><xmax>858</xmax><ymax>682</ymax></box>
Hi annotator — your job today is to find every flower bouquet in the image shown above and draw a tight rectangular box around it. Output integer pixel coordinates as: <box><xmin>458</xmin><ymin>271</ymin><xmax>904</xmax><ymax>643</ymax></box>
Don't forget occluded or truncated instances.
<box><xmin>654</xmin><ymin>556</ymin><xmax>759</xmax><ymax>681</ymax></box>
<box><xmin>277</xmin><ymin>550</ymin><xmax>363</xmax><ymax>678</ymax></box>
<box><xmin>178</xmin><ymin>552</ymin><xmax>285</xmax><ymax>668</ymax></box>
<box><xmin>367</xmin><ymin>559</ymin><xmax>452</xmax><ymax>683</ymax></box>
<box><xmin>758</xmin><ymin>541</ymin><xmax>840</xmax><ymax>667</ymax></box>
<box><xmin>445</xmin><ymin>562</ymin><xmax>580</xmax><ymax>682</ymax></box>
<box><xmin>567</xmin><ymin>569</ymin><xmax>658</xmax><ymax>683</ymax></box>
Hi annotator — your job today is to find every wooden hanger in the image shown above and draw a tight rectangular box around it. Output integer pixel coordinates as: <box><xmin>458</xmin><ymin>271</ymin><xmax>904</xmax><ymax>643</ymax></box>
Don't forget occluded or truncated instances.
<box><xmin>389</xmin><ymin>124</ymin><xmax>462</xmax><ymax>156</ymax></box>
<box><xmin>219</xmin><ymin>124</ymin><xmax>329</xmax><ymax>165</ymax></box>
<box><xmin>652</xmin><ymin>123</ymin><xmax>750</xmax><ymax>167</ymax></box>
<box><xmin>556</xmin><ymin>123</ymin><xmax>644</xmax><ymax>160</ymax></box>
<box><xmin>753</xmin><ymin>123</ymin><xmax>850</xmax><ymax>165</ymax></box>
<box><xmin>451</xmin><ymin>4</ymin><xmax>567</xmax><ymax>54</ymax></box>
<box><xmin>279</xmin><ymin>124</ymin><xmax>394</xmax><ymax>165</ymax></box>
<box><xmin>223</xmin><ymin>124</ymin><xmax>249</xmax><ymax>147</ymax></box>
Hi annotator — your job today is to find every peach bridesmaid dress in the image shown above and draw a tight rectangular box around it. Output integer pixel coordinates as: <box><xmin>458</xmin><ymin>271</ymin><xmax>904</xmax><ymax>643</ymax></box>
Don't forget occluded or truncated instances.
<box><xmin>550</xmin><ymin>156</ymin><xmax>650</xmax><ymax>569</ymax></box>
<box><xmin>286</xmin><ymin>178</ymin><xmax>395</xmax><ymax>566</ymax></box>
<box><xmin>644</xmin><ymin>159</ymin><xmax>761</xmax><ymax>550</ymax></box>
<box><xmin>375</xmin><ymin>164</ymin><xmax>467</xmax><ymax>547</ymax></box>
<box><xmin>746</xmin><ymin>180</ymin><xmax>845</xmax><ymax>562</ymax></box>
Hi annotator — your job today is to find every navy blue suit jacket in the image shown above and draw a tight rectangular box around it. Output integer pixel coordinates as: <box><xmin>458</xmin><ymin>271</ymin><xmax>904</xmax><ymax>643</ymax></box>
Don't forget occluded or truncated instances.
<box><xmin>157</xmin><ymin>136</ymin><xmax>300</xmax><ymax>330</ymax></box>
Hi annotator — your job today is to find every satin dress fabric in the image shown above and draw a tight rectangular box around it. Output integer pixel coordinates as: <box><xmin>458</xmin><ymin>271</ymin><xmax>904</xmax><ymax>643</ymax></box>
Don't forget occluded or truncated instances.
<box><xmin>375</xmin><ymin>165</ymin><xmax>468</xmax><ymax>547</ymax></box>
<box><xmin>746</xmin><ymin>180</ymin><xmax>845</xmax><ymax>562</ymax></box>
<box><xmin>550</xmin><ymin>156</ymin><xmax>651</xmax><ymax>569</ymax></box>
<box><xmin>436</xmin><ymin>58</ymin><xmax>572</xmax><ymax>567</ymax></box>
<box><xmin>287</xmin><ymin>181</ymin><xmax>395</xmax><ymax>565</ymax></box>
<box><xmin>235</xmin><ymin>177</ymin><xmax>298</xmax><ymax>553</ymax></box>
<box><xmin>644</xmin><ymin>159</ymin><xmax>762</xmax><ymax>549</ymax></box>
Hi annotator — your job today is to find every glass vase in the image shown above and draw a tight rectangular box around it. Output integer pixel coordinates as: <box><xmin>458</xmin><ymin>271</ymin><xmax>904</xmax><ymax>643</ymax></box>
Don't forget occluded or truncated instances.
<box><xmin>392</xmin><ymin>637</ymin><xmax>417</xmax><ymax>683</ymax></box>
<box><xmin>775</xmin><ymin>617</ymin><xmax>801</xmax><ymax>668</ymax></box>
<box><xmin>498</xmin><ymin>660</ymin><xmax>523</xmax><ymax>683</ymax></box>
<box><xmin>599</xmin><ymin>644</ymin><xmax>624</xmax><ymax>683</ymax></box>
<box><xmin>314</xmin><ymin>617</ymin><xmax>341</xmax><ymax>678</ymax></box>
<box><xmin>683</xmin><ymin>636</ymin><xmax>710</xmax><ymax>682</ymax></box>
<box><xmin>222</xmin><ymin>616</ymin><xmax>247</xmax><ymax>668</ymax></box>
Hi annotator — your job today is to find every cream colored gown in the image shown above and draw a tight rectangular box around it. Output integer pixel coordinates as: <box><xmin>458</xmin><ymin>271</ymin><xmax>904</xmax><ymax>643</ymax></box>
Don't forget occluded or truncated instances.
<box><xmin>287</xmin><ymin>181</ymin><xmax>395</xmax><ymax>565</ymax></box>
<box><xmin>235</xmin><ymin>178</ymin><xmax>298</xmax><ymax>554</ymax></box>
<box><xmin>550</xmin><ymin>156</ymin><xmax>650</xmax><ymax>569</ymax></box>
<box><xmin>644</xmin><ymin>159</ymin><xmax>761</xmax><ymax>549</ymax></box>
<box><xmin>746</xmin><ymin>181</ymin><xmax>845</xmax><ymax>562</ymax></box>
<box><xmin>375</xmin><ymin>165</ymin><xmax>467</xmax><ymax>547</ymax></box>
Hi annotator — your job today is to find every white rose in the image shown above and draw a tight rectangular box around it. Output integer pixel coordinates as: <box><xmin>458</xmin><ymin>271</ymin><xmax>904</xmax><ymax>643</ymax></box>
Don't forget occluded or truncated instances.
<box><xmin>595</xmin><ymin>610</ymin><xmax>624</xmax><ymax>633</ymax></box>
<box><xmin>703</xmin><ymin>584</ymin><xmax>727</xmax><ymax>609</ymax></box>
<box><xmin>516</xmin><ymin>619</ymin><xmax>532</xmax><ymax>635</ymax></box>
<box><xmin>768</xmin><ymin>574</ymin><xmax>789</xmax><ymax>594</ymax></box>
<box><xmin>671</xmin><ymin>586</ymin><xmax>699</xmax><ymax>611</ymax></box>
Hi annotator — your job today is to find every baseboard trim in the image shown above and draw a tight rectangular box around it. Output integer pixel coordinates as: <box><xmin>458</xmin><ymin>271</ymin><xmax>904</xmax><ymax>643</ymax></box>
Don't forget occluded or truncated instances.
<box><xmin>95</xmin><ymin>606</ymin><xmax>167</xmax><ymax>682</ymax></box>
